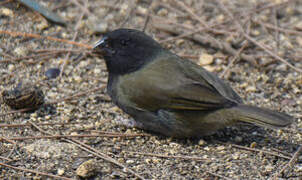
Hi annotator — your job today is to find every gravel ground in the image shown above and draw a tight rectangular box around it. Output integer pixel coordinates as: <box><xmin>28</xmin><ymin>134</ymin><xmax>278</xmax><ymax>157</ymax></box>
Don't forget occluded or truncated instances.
<box><xmin>0</xmin><ymin>0</ymin><xmax>301</xmax><ymax>179</ymax></box>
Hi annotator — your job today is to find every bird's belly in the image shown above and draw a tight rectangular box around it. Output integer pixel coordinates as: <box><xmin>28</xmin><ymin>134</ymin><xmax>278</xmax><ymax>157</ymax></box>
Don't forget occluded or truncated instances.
<box><xmin>121</xmin><ymin>108</ymin><xmax>235</xmax><ymax>138</ymax></box>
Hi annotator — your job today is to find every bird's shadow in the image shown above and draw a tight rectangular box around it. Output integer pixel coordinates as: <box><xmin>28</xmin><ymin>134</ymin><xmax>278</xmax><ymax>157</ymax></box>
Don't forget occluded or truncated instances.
<box><xmin>153</xmin><ymin>123</ymin><xmax>298</xmax><ymax>156</ymax></box>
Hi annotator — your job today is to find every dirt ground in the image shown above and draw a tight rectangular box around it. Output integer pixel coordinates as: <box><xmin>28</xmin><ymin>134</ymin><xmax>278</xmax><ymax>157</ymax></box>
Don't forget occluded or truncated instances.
<box><xmin>0</xmin><ymin>0</ymin><xmax>301</xmax><ymax>179</ymax></box>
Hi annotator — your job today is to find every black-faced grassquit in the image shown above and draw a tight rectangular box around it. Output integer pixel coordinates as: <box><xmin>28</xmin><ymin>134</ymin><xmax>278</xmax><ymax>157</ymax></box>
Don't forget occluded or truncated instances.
<box><xmin>93</xmin><ymin>29</ymin><xmax>293</xmax><ymax>138</ymax></box>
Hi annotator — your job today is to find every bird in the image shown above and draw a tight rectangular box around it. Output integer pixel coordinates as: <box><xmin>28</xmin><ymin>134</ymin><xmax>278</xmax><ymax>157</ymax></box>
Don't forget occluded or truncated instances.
<box><xmin>92</xmin><ymin>28</ymin><xmax>293</xmax><ymax>138</ymax></box>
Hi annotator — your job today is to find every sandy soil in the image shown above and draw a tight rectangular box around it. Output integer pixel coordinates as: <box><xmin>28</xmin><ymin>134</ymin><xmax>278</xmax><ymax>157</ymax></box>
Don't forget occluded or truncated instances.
<box><xmin>0</xmin><ymin>0</ymin><xmax>301</xmax><ymax>179</ymax></box>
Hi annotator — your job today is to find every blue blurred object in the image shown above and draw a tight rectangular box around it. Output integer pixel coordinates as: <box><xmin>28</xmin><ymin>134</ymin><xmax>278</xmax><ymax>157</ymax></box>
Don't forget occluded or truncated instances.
<box><xmin>45</xmin><ymin>67</ymin><xmax>61</xmax><ymax>79</ymax></box>
<box><xmin>19</xmin><ymin>0</ymin><xmax>66</xmax><ymax>26</ymax></box>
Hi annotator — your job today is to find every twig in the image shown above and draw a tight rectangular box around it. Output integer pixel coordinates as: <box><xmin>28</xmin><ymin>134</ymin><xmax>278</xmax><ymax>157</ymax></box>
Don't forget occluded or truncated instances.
<box><xmin>229</xmin><ymin>144</ymin><xmax>291</xmax><ymax>160</ymax></box>
<box><xmin>217</xmin><ymin>1</ymin><xmax>302</xmax><ymax>73</ymax></box>
<box><xmin>173</xmin><ymin>0</ymin><xmax>231</xmax><ymax>35</ymax></box>
<box><xmin>206</xmin><ymin>171</ymin><xmax>232</xmax><ymax>180</ymax></box>
<box><xmin>119</xmin><ymin>0</ymin><xmax>137</xmax><ymax>28</ymax></box>
<box><xmin>70</xmin><ymin>0</ymin><xmax>92</xmax><ymax>16</ymax></box>
<box><xmin>32</xmin><ymin>49</ymin><xmax>87</xmax><ymax>53</ymax></box>
<box><xmin>253</xmin><ymin>19</ymin><xmax>302</xmax><ymax>36</ymax></box>
<box><xmin>67</xmin><ymin>139</ymin><xmax>145</xmax><ymax>179</ymax></box>
<box><xmin>6</xmin><ymin>133</ymin><xmax>150</xmax><ymax>141</ymax></box>
<box><xmin>125</xmin><ymin>151</ymin><xmax>208</xmax><ymax>162</ymax></box>
<box><xmin>0</xmin><ymin>156</ymin><xmax>13</xmax><ymax>162</ymax></box>
<box><xmin>28</xmin><ymin>121</ymin><xmax>145</xmax><ymax>179</ymax></box>
<box><xmin>220</xmin><ymin>40</ymin><xmax>249</xmax><ymax>78</ymax></box>
<box><xmin>142</xmin><ymin>0</ymin><xmax>155</xmax><ymax>32</ymax></box>
<box><xmin>88</xmin><ymin>130</ymin><xmax>150</xmax><ymax>136</ymax></box>
<box><xmin>0</xmin><ymin>162</ymin><xmax>72</xmax><ymax>180</ymax></box>
<box><xmin>0</xmin><ymin>51</ymin><xmax>65</xmax><ymax>64</ymax></box>
<box><xmin>0</xmin><ymin>0</ymin><xmax>12</xmax><ymax>6</ymax></box>
<box><xmin>0</xmin><ymin>122</ymin><xmax>77</xmax><ymax>128</ymax></box>
<box><xmin>0</xmin><ymin>136</ymin><xmax>16</xmax><ymax>145</ymax></box>
<box><xmin>273</xmin><ymin>145</ymin><xmax>302</xmax><ymax>179</ymax></box>
<box><xmin>0</xmin><ymin>30</ymin><xmax>92</xmax><ymax>49</ymax></box>
<box><xmin>48</xmin><ymin>85</ymin><xmax>106</xmax><ymax>105</ymax></box>
<box><xmin>154</xmin><ymin>23</ymin><xmax>257</xmax><ymax>66</ymax></box>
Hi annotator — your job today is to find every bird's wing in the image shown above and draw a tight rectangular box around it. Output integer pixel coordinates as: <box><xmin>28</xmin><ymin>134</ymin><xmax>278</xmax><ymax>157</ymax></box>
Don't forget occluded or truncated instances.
<box><xmin>117</xmin><ymin>53</ymin><xmax>240</xmax><ymax>112</ymax></box>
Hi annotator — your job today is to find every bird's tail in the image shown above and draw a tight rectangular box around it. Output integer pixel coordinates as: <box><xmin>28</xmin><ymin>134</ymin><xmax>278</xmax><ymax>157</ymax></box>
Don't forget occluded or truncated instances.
<box><xmin>231</xmin><ymin>104</ymin><xmax>293</xmax><ymax>129</ymax></box>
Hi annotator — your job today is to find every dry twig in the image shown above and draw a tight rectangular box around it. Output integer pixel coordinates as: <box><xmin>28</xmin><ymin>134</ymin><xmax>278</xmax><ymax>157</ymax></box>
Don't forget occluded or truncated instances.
<box><xmin>27</xmin><ymin>121</ymin><xmax>146</xmax><ymax>179</ymax></box>
<box><xmin>6</xmin><ymin>133</ymin><xmax>150</xmax><ymax>141</ymax></box>
<box><xmin>154</xmin><ymin>23</ymin><xmax>257</xmax><ymax>66</ymax></box>
<box><xmin>125</xmin><ymin>151</ymin><xmax>208</xmax><ymax>162</ymax></box>
<box><xmin>229</xmin><ymin>144</ymin><xmax>291</xmax><ymax>160</ymax></box>
<box><xmin>273</xmin><ymin>145</ymin><xmax>302</xmax><ymax>179</ymax></box>
<box><xmin>0</xmin><ymin>30</ymin><xmax>92</xmax><ymax>49</ymax></box>
<box><xmin>0</xmin><ymin>162</ymin><xmax>72</xmax><ymax>180</ymax></box>
<box><xmin>217</xmin><ymin>1</ymin><xmax>302</xmax><ymax>73</ymax></box>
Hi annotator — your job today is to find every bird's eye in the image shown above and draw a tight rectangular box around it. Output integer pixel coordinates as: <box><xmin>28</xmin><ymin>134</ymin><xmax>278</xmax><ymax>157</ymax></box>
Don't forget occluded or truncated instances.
<box><xmin>121</xmin><ymin>39</ymin><xmax>127</xmax><ymax>46</ymax></box>
<box><xmin>120</xmin><ymin>38</ymin><xmax>131</xmax><ymax>46</ymax></box>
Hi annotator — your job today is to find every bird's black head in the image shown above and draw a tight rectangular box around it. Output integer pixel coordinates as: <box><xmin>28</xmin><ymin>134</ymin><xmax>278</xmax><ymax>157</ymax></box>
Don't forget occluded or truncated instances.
<box><xmin>93</xmin><ymin>29</ymin><xmax>163</xmax><ymax>75</ymax></box>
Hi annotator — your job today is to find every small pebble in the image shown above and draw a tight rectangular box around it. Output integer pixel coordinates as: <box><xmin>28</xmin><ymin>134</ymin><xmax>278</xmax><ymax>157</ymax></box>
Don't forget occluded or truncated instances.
<box><xmin>203</xmin><ymin>65</ymin><xmax>216</xmax><ymax>72</ymax></box>
<box><xmin>8</xmin><ymin>64</ymin><xmax>15</xmax><ymax>71</ymax></box>
<box><xmin>199</xmin><ymin>53</ymin><xmax>214</xmax><ymax>66</ymax></box>
<box><xmin>234</xmin><ymin>136</ymin><xmax>243</xmax><ymax>143</ymax></box>
<box><xmin>0</xmin><ymin>8</ymin><xmax>14</xmax><ymax>17</ymax></box>
<box><xmin>45</xmin><ymin>68</ymin><xmax>60</xmax><ymax>79</ymax></box>
<box><xmin>76</xmin><ymin>159</ymin><xmax>97</xmax><ymax>178</ymax></box>
<box><xmin>94</xmin><ymin>22</ymin><xmax>108</xmax><ymax>34</ymax></box>
<box><xmin>14</xmin><ymin>47</ymin><xmax>28</xmax><ymax>56</ymax></box>
<box><xmin>250</xmin><ymin>142</ymin><xmax>257</xmax><ymax>148</ymax></box>
<box><xmin>157</xmin><ymin>8</ymin><xmax>168</xmax><ymax>16</ymax></box>
<box><xmin>57</xmin><ymin>168</ymin><xmax>64</xmax><ymax>176</ymax></box>
<box><xmin>198</xmin><ymin>139</ymin><xmax>206</xmax><ymax>146</ymax></box>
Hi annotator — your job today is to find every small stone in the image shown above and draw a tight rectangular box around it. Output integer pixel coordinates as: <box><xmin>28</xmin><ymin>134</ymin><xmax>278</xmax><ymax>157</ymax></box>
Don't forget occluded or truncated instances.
<box><xmin>0</xmin><ymin>8</ymin><xmax>14</xmax><ymax>17</ymax></box>
<box><xmin>120</xmin><ymin>4</ymin><xmax>129</xmax><ymax>15</ymax></box>
<box><xmin>297</xmin><ymin>36</ymin><xmax>302</xmax><ymax>47</ymax></box>
<box><xmin>199</xmin><ymin>53</ymin><xmax>214</xmax><ymax>66</ymax></box>
<box><xmin>234</xmin><ymin>136</ymin><xmax>243</xmax><ymax>143</ymax></box>
<box><xmin>232</xmin><ymin>152</ymin><xmax>240</xmax><ymax>160</ymax></box>
<box><xmin>137</xmin><ymin>6</ymin><xmax>147</xmax><ymax>15</ymax></box>
<box><xmin>78</xmin><ymin>60</ymin><xmax>89</xmax><ymax>68</ymax></box>
<box><xmin>36</xmin><ymin>20</ymin><xmax>49</xmax><ymax>31</ymax></box>
<box><xmin>265</xmin><ymin>165</ymin><xmax>274</xmax><ymax>173</ymax></box>
<box><xmin>251</xmin><ymin>30</ymin><xmax>260</xmax><ymax>36</ymax></box>
<box><xmin>240</xmin><ymin>82</ymin><xmax>248</xmax><ymax>88</ymax></box>
<box><xmin>126</xmin><ymin>159</ymin><xmax>135</xmax><ymax>164</ymax></box>
<box><xmin>74</xmin><ymin>76</ymin><xmax>82</xmax><ymax>83</ymax></box>
<box><xmin>157</xmin><ymin>8</ymin><xmax>168</xmax><ymax>16</ymax></box>
<box><xmin>45</xmin><ymin>68</ymin><xmax>60</xmax><ymax>79</ymax></box>
<box><xmin>250</xmin><ymin>142</ymin><xmax>257</xmax><ymax>148</ymax></box>
<box><xmin>203</xmin><ymin>65</ymin><xmax>216</xmax><ymax>72</ymax></box>
<box><xmin>8</xmin><ymin>64</ymin><xmax>15</xmax><ymax>71</ymax></box>
<box><xmin>246</xmin><ymin>86</ymin><xmax>257</xmax><ymax>92</ymax></box>
<box><xmin>14</xmin><ymin>47</ymin><xmax>28</xmax><ymax>56</ymax></box>
<box><xmin>216</xmin><ymin>14</ymin><xmax>225</xmax><ymax>22</ymax></box>
<box><xmin>94</xmin><ymin>68</ymin><xmax>101</xmax><ymax>74</ymax></box>
<box><xmin>198</xmin><ymin>139</ymin><xmax>206</xmax><ymax>146</ymax></box>
<box><xmin>57</xmin><ymin>168</ymin><xmax>64</xmax><ymax>176</ymax></box>
<box><xmin>76</xmin><ymin>159</ymin><xmax>97</xmax><ymax>178</ymax></box>
<box><xmin>145</xmin><ymin>158</ymin><xmax>152</xmax><ymax>164</ymax></box>
<box><xmin>294</xmin><ymin>21</ymin><xmax>302</xmax><ymax>31</ymax></box>
<box><xmin>94</xmin><ymin>22</ymin><xmax>108</xmax><ymax>34</ymax></box>
<box><xmin>216</xmin><ymin>146</ymin><xmax>225</xmax><ymax>151</ymax></box>
<box><xmin>176</xmin><ymin>39</ymin><xmax>185</xmax><ymax>46</ymax></box>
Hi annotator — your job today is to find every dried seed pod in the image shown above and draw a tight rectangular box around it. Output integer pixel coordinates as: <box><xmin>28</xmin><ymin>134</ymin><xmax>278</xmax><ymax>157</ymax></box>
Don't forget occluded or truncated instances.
<box><xmin>2</xmin><ymin>82</ymin><xmax>44</xmax><ymax>111</ymax></box>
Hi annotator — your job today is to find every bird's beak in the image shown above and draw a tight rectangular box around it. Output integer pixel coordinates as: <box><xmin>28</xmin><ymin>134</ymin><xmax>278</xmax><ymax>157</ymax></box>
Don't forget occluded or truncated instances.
<box><xmin>92</xmin><ymin>37</ymin><xmax>107</xmax><ymax>55</ymax></box>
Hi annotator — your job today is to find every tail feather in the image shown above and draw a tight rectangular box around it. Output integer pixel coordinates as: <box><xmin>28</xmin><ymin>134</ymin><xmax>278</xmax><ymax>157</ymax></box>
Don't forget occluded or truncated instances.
<box><xmin>232</xmin><ymin>104</ymin><xmax>293</xmax><ymax>129</ymax></box>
